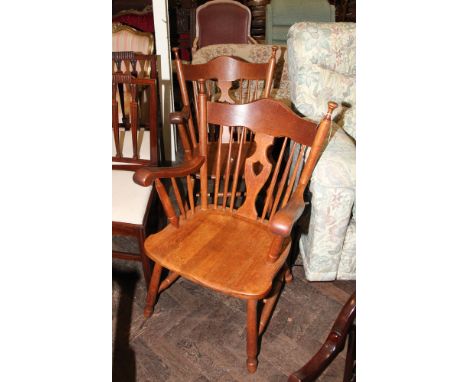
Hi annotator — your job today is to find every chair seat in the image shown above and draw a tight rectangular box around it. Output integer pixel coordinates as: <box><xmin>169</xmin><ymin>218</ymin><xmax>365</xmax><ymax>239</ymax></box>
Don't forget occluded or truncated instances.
<box><xmin>144</xmin><ymin>208</ymin><xmax>289</xmax><ymax>299</ymax></box>
<box><xmin>112</xmin><ymin>170</ymin><xmax>153</xmax><ymax>225</ymax></box>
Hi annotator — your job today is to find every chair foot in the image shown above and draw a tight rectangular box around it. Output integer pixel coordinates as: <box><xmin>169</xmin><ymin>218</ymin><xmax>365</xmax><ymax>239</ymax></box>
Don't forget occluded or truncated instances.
<box><xmin>143</xmin><ymin>305</ymin><xmax>154</xmax><ymax>318</ymax></box>
<box><xmin>285</xmin><ymin>267</ymin><xmax>293</xmax><ymax>284</ymax></box>
<box><xmin>246</xmin><ymin>357</ymin><xmax>258</xmax><ymax>373</ymax></box>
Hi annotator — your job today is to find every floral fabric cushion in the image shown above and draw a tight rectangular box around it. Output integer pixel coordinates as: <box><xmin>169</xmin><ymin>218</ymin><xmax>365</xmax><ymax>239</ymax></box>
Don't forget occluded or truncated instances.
<box><xmin>291</xmin><ymin>64</ymin><xmax>355</xmax><ymax>138</ymax></box>
<box><xmin>192</xmin><ymin>43</ymin><xmax>284</xmax><ymax>65</ymax></box>
<box><xmin>191</xmin><ymin>44</ymin><xmax>291</xmax><ymax>104</ymax></box>
<box><xmin>287</xmin><ymin>22</ymin><xmax>356</xmax><ymax>76</ymax></box>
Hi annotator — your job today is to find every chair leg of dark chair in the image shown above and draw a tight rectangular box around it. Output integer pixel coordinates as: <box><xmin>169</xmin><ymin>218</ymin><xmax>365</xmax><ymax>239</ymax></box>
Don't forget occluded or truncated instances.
<box><xmin>144</xmin><ymin>263</ymin><xmax>163</xmax><ymax>318</ymax></box>
<box><xmin>246</xmin><ymin>299</ymin><xmax>258</xmax><ymax>373</ymax></box>
<box><xmin>285</xmin><ymin>266</ymin><xmax>293</xmax><ymax>284</ymax></box>
<box><xmin>138</xmin><ymin>230</ymin><xmax>152</xmax><ymax>287</ymax></box>
<box><xmin>343</xmin><ymin>324</ymin><xmax>356</xmax><ymax>382</ymax></box>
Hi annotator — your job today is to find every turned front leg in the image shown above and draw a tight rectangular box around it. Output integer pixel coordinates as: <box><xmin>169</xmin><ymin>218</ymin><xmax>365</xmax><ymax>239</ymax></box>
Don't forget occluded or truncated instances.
<box><xmin>246</xmin><ymin>299</ymin><xmax>258</xmax><ymax>373</ymax></box>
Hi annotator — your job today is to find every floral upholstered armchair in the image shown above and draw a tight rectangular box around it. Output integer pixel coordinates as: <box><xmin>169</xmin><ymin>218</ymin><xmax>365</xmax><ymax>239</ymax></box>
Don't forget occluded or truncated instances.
<box><xmin>288</xmin><ymin>22</ymin><xmax>356</xmax><ymax>281</ymax></box>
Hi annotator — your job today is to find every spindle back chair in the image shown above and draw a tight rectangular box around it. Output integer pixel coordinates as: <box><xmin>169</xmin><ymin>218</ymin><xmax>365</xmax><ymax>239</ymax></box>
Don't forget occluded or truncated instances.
<box><xmin>134</xmin><ymin>85</ymin><xmax>337</xmax><ymax>373</ymax></box>
<box><xmin>112</xmin><ymin>69</ymin><xmax>159</xmax><ymax>286</ymax></box>
<box><xmin>172</xmin><ymin>46</ymin><xmax>277</xmax><ymax>177</ymax></box>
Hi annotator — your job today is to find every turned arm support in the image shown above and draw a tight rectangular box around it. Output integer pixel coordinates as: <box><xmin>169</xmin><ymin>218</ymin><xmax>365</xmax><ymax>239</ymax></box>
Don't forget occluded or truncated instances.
<box><xmin>133</xmin><ymin>156</ymin><xmax>205</xmax><ymax>187</ymax></box>
<box><xmin>269</xmin><ymin>192</ymin><xmax>306</xmax><ymax>238</ymax></box>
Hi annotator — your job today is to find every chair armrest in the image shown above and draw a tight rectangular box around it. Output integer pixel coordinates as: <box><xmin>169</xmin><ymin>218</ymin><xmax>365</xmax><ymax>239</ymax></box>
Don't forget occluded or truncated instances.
<box><xmin>169</xmin><ymin>105</ymin><xmax>190</xmax><ymax>124</ymax></box>
<box><xmin>192</xmin><ymin>36</ymin><xmax>199</xmax><ymax>55</ymax></box>
<box><xmin>248</xmin><ymin>36</ymin><xmax>258</xmax><ymax>44</ymax></box>
<box><xmin>133</xmin><ymin>156</ymin><xmax>205</xmax><ymax>186</ymax></box>
<box><xmin>269</xmin><ymin>193</ymin><xmax>305</xmax><ymax>238</ymax></box>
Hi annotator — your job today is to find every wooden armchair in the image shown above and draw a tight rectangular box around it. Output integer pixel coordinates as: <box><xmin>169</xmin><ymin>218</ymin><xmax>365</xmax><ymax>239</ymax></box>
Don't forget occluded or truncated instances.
<box><xmin>192</xmin><ymin>0</ymin><xmax>257</xmax><ymax>55</ymax></box>
<box><xmin>172</xmin><ymin>46</ymin><xmax>277</xmax><ymax>178</ymax></box>
<box><xmin>133</xmin><ymin>86</ymin><xmax>337</xmax><ymax>373</ymax></box>
<box><xmin>112</xmin><ymin>70</ymin><xmax>159</xmax><ymax>286</ymax></box>
<box><xmin>289</xmin><ymin>292</ymin><xmax>356</xmax><ymax>381</ymax></box>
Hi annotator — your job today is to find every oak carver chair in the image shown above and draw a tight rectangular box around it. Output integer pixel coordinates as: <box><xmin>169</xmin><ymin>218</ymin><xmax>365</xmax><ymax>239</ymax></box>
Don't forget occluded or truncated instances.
<box><xmin>172</xmin><ymin>46</ymin><xmax>277</xmax><ymax>180</ymax></box>
<box><xmin>192</xmin><ymin>0</ymin><xmax>257</xmax><ymax>55</ymax></box>
<box><xmin>289</xmin><ymin>292</ymin><xmax>356</xmax><ymax>382</ymax></box>
<box><xmin>133</xmin><ymin>83</ymin><xmax>337</xmax><ymax>373</ymax></box>
<box><xmin>112</xmin><ymin>63</ymin><xmax>159</xmax><ymax>286</ymax></box>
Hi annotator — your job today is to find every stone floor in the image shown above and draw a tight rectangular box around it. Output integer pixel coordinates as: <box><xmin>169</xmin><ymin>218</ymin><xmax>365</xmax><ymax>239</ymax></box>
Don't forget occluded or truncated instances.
<box><xmin>112</xmin><ymin>237</ymin><xmax>355</xmax><ymax>382</ymax></box>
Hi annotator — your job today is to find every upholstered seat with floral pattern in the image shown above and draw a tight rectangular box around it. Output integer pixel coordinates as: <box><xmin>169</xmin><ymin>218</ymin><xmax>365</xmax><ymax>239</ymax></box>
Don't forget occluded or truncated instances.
<box><xmin>288</xmin><ymin>22</ymin><xmax>356</xmax><ymax>281</ymax></box>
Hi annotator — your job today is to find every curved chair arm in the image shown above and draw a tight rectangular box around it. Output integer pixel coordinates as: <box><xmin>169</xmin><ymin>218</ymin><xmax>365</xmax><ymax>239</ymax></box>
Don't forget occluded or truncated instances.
<box><xmin>133</xmin><ymin>156</ymin><xmax>205</xmax><ymax>187</ymax></box>
<box><xmin>248</xmin><ymin>36</ymin><xmax>259</xmax><ymax>44</ymax></box>
<box><xmin>289</xmin><ymin>293</ymin><xmax>356</xmax><ymax>382</ymax></box>
<box><xmin>269</xmin><ymin>193</ymin><xmax>305</xmax><ymax>238</ymax></box>
<box><xmin>192</xmin><ymin>36</ymin><xmax>199</xmax><ymax>55</ymax></box>
<box><xmin>169</xmin><ymin>105</ymin><xmax>191</xmax><ymax>124</ymax></box>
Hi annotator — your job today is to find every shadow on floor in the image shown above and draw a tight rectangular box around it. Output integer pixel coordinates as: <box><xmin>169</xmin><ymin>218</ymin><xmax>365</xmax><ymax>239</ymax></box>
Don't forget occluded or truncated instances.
<box><xmin>113</xmin><ymin>267</ymin><xmax>140</xmax><ymax>382</ymax></box>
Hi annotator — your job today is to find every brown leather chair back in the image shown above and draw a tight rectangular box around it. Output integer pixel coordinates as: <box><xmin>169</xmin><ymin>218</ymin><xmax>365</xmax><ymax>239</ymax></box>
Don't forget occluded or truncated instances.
<box><xmin>196</xmin><ymin>0</ymin><xmax>252</xmax><ymax>48</ymax></box>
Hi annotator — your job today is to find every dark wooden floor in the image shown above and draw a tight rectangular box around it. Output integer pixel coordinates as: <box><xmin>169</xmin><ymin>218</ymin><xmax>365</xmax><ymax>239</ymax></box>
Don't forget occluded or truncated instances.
<box><xmin>112</xmin><ymin>236</ymin><xmax>355</xmax><ymax>382</ymax></box>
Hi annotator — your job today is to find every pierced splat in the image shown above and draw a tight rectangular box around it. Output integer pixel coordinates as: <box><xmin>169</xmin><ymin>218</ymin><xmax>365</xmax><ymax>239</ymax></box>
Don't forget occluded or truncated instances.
<box><xmin>217</xmin><ymin>80</ymin><xmax>235</xmax><ymax>103</ymax></box>
<box><xmin>112</xmin><ymin>51</ymin><xmax>156</xmax><ymax>79</ymax></box>
<box><xmin>237</xmin><ymin>132</ymin><xmax>274</xmax><ymax>220</ymax></box>
<box><xmin>252</xmin><ymin>161</ymin><xmax>264</xmax><ymax>176</ymax></box>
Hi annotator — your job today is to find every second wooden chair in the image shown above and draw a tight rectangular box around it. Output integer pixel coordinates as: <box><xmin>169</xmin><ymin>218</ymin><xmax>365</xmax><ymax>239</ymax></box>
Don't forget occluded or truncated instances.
<box><xmin>172</xmin><ymin>46</ymin><xmax>277</xmax><ymax>184</ymax></box>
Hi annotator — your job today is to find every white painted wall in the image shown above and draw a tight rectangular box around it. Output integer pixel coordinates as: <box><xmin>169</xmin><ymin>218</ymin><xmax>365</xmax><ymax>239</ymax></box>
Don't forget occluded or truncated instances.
<box><xmin>152</xmin><ymin>0</ymin><xmax>176</xmax><ymax>162</ymax></box>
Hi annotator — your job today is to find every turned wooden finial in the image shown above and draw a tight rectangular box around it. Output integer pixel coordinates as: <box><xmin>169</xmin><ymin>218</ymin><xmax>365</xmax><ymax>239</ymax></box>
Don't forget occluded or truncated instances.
<box><xmin>172</xmin><ymin>47</ymin><xmax>180</xmax><ymax>60</ymax></box>
<box><xmin>271</xmin><ymin>45</ymin><xmax>278</xmax><ymax>59</ymax></box>
<box><xmin>199</xmin><ymin>78</ymin><xmax>206</xmax><ymax>95</ymax></box>
<box><xmin>326</xmin><ymin>101</ymin><xmax>338</xmax><ymax>120</ymax></box>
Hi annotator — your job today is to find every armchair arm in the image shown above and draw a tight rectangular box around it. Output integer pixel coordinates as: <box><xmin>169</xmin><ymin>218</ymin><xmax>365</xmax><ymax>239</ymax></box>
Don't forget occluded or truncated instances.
<box><xmin>169</xmin><ymin>105</ymin><xmax>190</xmax><ymax>124</ymax></box>
<box><xmin>269</xmin><ymin>193</ymin><xmax>306</xmax><ymax>238</ymax></box>
<box><xmin>133</xmin><ymin>156</ymin><xmax>205</xmax><ymax>187</ymax></box>
<box><xmin>192</xmin><ymin>36</ymin><xmax>199</xmax><ymax>55</ymax></box>
<box><xmin>248</xmin><ymin>36</ymin><xmax>258</xmax><ymax>44</ymax></box>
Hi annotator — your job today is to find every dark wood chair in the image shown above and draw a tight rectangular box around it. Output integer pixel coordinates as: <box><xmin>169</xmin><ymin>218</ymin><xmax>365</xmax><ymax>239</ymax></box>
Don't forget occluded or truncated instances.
<box><xmin>112</xmin><ymin>50</ymin><xmax>157</xmax><ymax>131</ymax></box>
<box><xmin>192</xmin><ymin>0</ymin><xmax>257</xmax><ymax>54</ymax></box>
<box><xmin>112</xmin><ymin>61</ymin><xmax>159</xmax><ymax>286</ymax></box>
<box><xmin>133</xmin><ymin>85</ymin><xmax>337</xmax><ymax>373</ymax></box>
<box><xmin>289</xmin><ymin>292</ymin><xmax>356</xmax><ymax>382</ymax></box>
<box><xmin>172</xmin><ymin>46</ymin><xmax>277</xmax><ymax>176</ymax></box>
